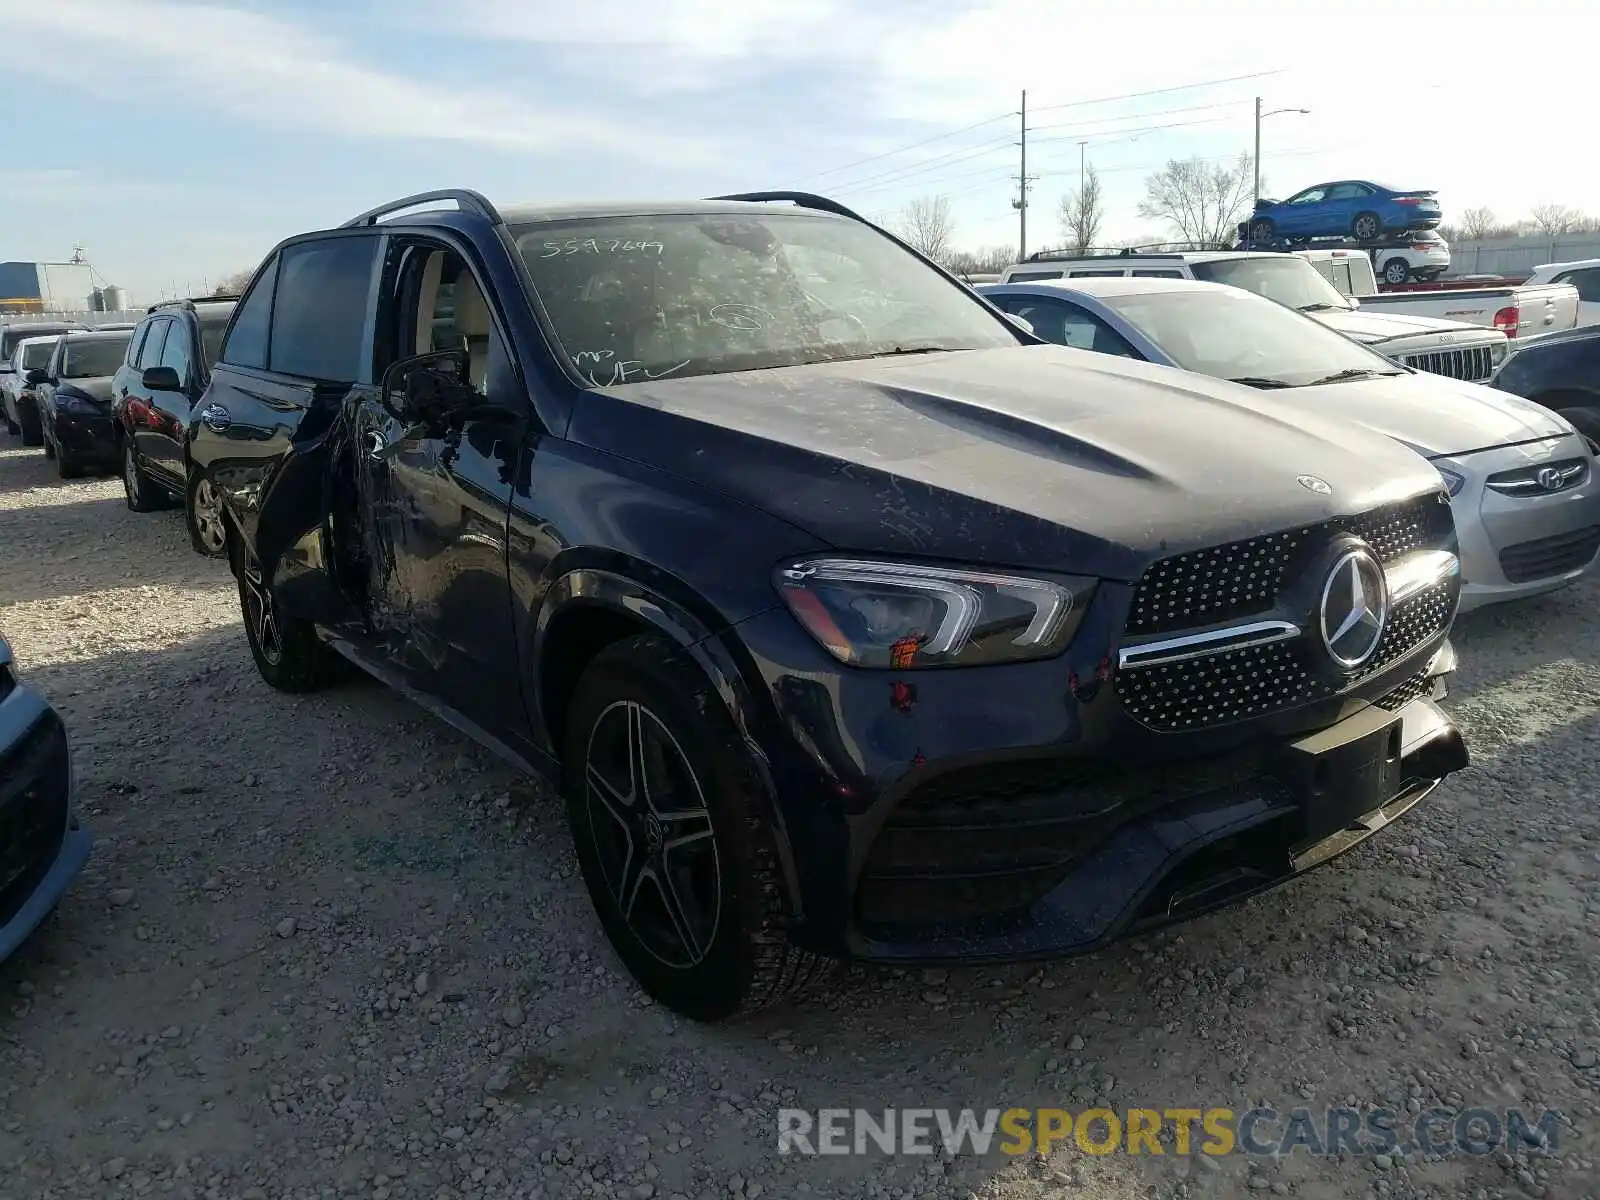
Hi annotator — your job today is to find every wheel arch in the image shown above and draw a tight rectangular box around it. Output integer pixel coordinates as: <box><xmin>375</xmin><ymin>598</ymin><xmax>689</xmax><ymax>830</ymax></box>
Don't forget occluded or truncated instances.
<box><xmin>530</xmin><ymin>565</ymin><xmax>803</xmax><ymax>916</ymax></box>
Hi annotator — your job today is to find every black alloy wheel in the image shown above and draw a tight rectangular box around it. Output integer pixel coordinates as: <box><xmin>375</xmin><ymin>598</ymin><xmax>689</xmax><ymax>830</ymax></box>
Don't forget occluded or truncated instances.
<box><xmin>563</xmin><ymin>635</ymin><xmax>829</xmax><ymax>1020</ymax></box>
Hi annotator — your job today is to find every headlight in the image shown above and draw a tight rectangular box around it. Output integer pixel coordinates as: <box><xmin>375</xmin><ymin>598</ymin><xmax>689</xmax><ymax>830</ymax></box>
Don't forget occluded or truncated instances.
<box><xmin>57</xmin><ymin>392</ymin><xmax>99</xmax><ymax>413</ymax></box>
<box><xmin>775</xmin><ymin>558</ymin><xmax>1094</xmax><ymax>669</ymax></box>
<box><xmin>1435</xmin><ymin>466</ymin><xmax>1465</xmax><ymax>497</ymax></box>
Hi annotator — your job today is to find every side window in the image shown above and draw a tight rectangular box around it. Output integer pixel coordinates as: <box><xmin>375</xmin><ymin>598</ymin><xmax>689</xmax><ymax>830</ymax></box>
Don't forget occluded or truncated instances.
<box><xmin>1331</xmin><ymin>261</ymin><xmax>1354</xmax><ymax>293</ymax></box>
<box><xmin>1131</xmin><ymin>269</ymin><xmax>1183</xmax><ymax>278</ymax></box>
<box><xmin>221</xmin><ymin>255</ymin><xmax>277</xmax><ymax>369</ymax></box>
<box><xmin>270</xmin><ymin>237</ymin><xmax>379</xmax><ymax>381</ymax></box>
<box><xmin>139</xmin><ymin>319</ymin><xmax>171</xmax><ymax>369</ymax></box>
<box><xmin>1003</xmin><ymin>298</ymin><xmax>1138</xmax><ymax>357</ymax></box>
<box><xmin>1309</xmin><ymin>259</ymin><xmax>1336</xmax><ymax>284</ymax></box>
<box><xmin>1326</xmin><ymin>183</ymin><xmax>1362</xmax><ymax>201</ymax></box>
<box><xmin>1563</xmin><ymin>269</ymin><xmax>1600</xmax><ymax>303</ymax></box>
<box><xmin>1005</xmin><ymin>269</ymin><xmax>1064</xmax><ymax>282</ymax></box>
<box><xmin>160</xmin><ymin>319</ymin><xmax>193</xmax><ymax>387</ymax></box>
<box><xmin>125</xmin><ymin>321</ymin><xmax>151</xmax><ymax>365</ymax></box>
<box><xmin>384</xmin><ymin>242</ymin><xmax>507</xmax><ymax>396</ymax></box>
<box><xmin>1067</xmin><ymin>269</ymin><xmax>1126</xmax><ymax>278</ymax></box>
<box><xmin>1289</xmin><ymin>188</ymin><xmax>1327</xmax><ymax>205</ymax></box>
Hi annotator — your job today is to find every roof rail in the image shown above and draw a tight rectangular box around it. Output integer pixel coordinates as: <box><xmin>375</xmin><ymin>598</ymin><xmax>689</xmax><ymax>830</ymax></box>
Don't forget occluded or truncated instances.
<box><xmin>706</xmin><ymin>191</ymin><xmax>868</xmax><ymax>223</ymax></box>
<box><xmin>339</xmin><ymin>189</ymin><xmax>502</xmax><ymax>230</ymax></box>
<box><xmin>146</xmin><ymin>294</ymin><xmax>241</xmax><ymax>314</ymax></box>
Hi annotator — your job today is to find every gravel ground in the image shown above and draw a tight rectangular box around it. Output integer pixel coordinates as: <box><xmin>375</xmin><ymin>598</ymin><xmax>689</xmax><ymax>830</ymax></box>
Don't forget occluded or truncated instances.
<box><xmin>1</xmin><ymin>438</ymin><xmax>1598</xmax><ymax>1200</ymax></box>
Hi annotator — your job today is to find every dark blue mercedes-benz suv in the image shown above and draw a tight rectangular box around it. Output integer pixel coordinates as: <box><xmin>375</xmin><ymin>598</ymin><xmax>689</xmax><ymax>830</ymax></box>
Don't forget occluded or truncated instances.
<box><xmin>183</xmin><ymin>189</ymin><xmax>1468</xmax><ymax>1020</ymax></box>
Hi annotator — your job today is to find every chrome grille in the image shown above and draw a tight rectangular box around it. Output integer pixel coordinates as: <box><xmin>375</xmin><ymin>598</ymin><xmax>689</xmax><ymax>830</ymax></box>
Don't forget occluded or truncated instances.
<box><xmin>1400</xmin><ymin>344</ymin><xmax>1495</xmax><ymax>383</ymax></box>
<box><xmin>1117</xmin><ymin>580</ymin><xmax>1455</xmax><ymax>731</ymax></box>
<box><xmin>1125</xmin><ymin>494</ymin><xmax>1453</xmax><ymax>637</ymax></box>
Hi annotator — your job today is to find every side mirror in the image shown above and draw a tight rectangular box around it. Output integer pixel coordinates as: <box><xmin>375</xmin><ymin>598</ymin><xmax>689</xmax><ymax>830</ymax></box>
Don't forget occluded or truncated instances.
<box><xmin>142</xmin><ymin>365</ymin><xmax>182</xmax><ymax>391</ymax></box>
<box><xmin>25</xmin><ymin>368</ymin><xmax>51</xmax><ymax>386</ymax></box>
<box><xmin>380</xmin><ymin>348</ymin><xmax>475</xmax><ymax>426</ymax></box>
<box><xmin>1005</xmin><ymin>313</ymin><xmax>1036</xmax><ymax>336</ymax></box>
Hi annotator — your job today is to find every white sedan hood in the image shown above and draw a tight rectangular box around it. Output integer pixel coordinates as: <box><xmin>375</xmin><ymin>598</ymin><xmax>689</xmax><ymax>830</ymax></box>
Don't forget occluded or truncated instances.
<box><xmin>1275</xmin><ymin>371</ymin><xmax>1573</xmax><ymax>458</ymax></box>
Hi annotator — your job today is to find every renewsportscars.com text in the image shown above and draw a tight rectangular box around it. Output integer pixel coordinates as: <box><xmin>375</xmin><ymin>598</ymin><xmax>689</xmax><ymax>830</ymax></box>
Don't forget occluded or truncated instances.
<box><xmin>777</xmin><ymin>1105</ymin><xmax>1562</xmax><ymax>1159</ymax></box>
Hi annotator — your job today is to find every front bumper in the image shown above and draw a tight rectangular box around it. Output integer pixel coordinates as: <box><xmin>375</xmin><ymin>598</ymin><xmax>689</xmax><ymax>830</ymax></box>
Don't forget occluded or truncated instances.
<box><xmin>0</xmin><ymin>669</ymin><xmax>90</xmax><ymax>963</ymax></box>
<box><xmin>51</xmin><ymin>409</ymin><xmax>119</xmax><ymax>462</ymax></box>
<box><xmin>730</xmin><ymin>566</ymin><xmax>1464</xmax><ymax>964</ymax></box>
<box><xmin>1441</xmin><ymin>437</ymin><xmax>1600</xmax><ymax>611</ymax></box>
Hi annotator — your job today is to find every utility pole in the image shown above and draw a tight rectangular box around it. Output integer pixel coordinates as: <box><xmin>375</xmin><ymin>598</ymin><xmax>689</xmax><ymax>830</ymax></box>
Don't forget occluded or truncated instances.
<box><xmin>1014</xmin><ymin>89</ymin><xmax>1030</xmax><ymax>259</ymax></box>
<box><xmin>1253</xmin><ymin>96</ymin><xmax>1262</xmax><ymax>207</ymax></box>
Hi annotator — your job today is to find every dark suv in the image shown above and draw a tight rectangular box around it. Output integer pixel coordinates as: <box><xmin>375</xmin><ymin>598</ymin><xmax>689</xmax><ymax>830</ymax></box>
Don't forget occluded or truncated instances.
<box><xmin>111</xmin><ymin>296</ymin><xmax>238</xmax><ymax>554</ymax></box>
<box><xmin>187</xmin><ymin>189</ymin><xmax>1469</xmax><ymax>1020</ymax></box>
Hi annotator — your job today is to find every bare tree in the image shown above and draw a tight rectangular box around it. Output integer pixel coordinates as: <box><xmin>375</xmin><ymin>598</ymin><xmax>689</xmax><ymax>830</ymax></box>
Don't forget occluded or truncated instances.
<box><xmin>1458</xmin><ymin>206</ymin><xmax>1501</xmax><ymax>240</ymax></box>
<box><xmin>1137</xmin><ymin>154</ymin><xmax>1255</xmax><ymax>248</ymax></box>
<box><xmin>894</xmin><ymin>195</ymin><xmax>956</xmax><ymax>264</ymax></box>
<box><xmin>214</xmin><ymin>268</ymin><xmax>257</xmax><ymax>296</ymax></box>
<box><xmin>1058</xmin><ymin>163</ymin><xmax>1104</xmax><ymax>253</ymax></box>
<box><xmin>946</xmin><ymin>244</ymin><xmax>1017</xmax><ymax>276</ymax></box>
<box><xmin>1529</xmin><ymin>203</ymin><xmax>1586</xmax><ymax>237</ymax></box>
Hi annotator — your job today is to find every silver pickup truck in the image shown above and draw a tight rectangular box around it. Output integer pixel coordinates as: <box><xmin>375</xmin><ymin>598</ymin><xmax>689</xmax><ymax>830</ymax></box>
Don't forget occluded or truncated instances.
<box><xmin>1300</xmin><ymin>249</ymin><xmax>1580</xmax><ymax>342</ymax></box>
<box><xmin>998</xmin><ymin>249</ymin><xmax>1510</xmax><ymax>382</ymax></box>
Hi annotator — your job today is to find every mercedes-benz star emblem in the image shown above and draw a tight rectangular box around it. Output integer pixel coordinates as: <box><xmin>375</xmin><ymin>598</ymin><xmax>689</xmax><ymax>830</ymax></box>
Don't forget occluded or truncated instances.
<box><xmin>1538</xmin><ymin>466</ymin><xmax>1563</xmax><ymax>492</ymax></box>
<box><xmin>1297</xmin><ymin>474</ymin><xmax>1333</xmax><ymax>495</ymax></box>
<box><xmin>1319</xmin><ymin>549</ymin><xmax>1388</xmax><ymax>669</ymax></box>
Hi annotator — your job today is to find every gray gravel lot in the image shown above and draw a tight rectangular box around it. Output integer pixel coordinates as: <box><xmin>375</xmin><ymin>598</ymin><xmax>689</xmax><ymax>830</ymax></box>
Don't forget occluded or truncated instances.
<box><xmin>0</xmin><ymin>439</ymin><xmax>1597</xmax><ymax>1200</ymax></box>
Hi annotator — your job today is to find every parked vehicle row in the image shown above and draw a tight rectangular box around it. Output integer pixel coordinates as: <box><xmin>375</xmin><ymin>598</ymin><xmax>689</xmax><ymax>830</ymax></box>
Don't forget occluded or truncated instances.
<box><xmin>999</xmin><ymin>248</ymin><xmax>1511</xmax><ymax>382</ymax></box>
<box><xmin>15</xmin><ymin>187</ymin><xmax>1588</xmax><ymax>1025</ymax></box>
<box><xmin>978</xmin><ymin>275</ymin><xmax>1600</xmax><ymax>611</ymax></box>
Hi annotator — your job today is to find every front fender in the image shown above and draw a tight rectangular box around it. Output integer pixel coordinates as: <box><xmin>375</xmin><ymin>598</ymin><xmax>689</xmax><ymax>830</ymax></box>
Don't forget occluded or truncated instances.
<box><xmin>529</xmin><ymin>568</ymin><xmax>803</xmax><ymax>917</ymax></box>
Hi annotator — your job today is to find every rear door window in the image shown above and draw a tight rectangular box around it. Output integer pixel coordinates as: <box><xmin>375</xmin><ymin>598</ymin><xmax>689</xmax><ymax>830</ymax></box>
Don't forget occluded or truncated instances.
<box><xmin>269</xmin><ymin>237</ymin><xmax>380</xmax><ymax>381</ymax></box>
<box><xmin>1005</xmin><ymin>269</ymin><xmax>1065</xmax><ymax>282</ymax></box>
<box><xmin>160</xmin><ymin>320</ymin><xmax>193</xmax><ymax>387</ymax></box>
<box><xmin>1067</xmin><ymin>269</ymin><xmax>1126</xmax><ymax>278</ymax></box>
<box><xmin>1131</xmin><ymin>269</ymin><xmax>1184</xmax><ymax>278</ymax></box>
<box><xmin>1557</xmin><ymin>269</ymin><xmax>1600</xmax><ymax>302</ymax></box>
<box><xmin>139</xmin><ymin>319</ymin><xmax>171</xmax><ymax>368</ymax></box>
<box><xmin>221</xmin><ymin>256</ymin><xmax>277</xmax><ymax>370</ymax></box>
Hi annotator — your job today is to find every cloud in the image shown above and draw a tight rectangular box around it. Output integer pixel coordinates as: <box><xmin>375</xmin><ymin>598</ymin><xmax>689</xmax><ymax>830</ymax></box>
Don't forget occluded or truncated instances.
<box><xmin>0</xmin><ymin>170</ymin><xmax>175</xmax><ymax>206</ymax></box>
<box><xmin>0</xmin><ymin>0</ymin><xmax>716</xmax><ymax>166</ymax></box>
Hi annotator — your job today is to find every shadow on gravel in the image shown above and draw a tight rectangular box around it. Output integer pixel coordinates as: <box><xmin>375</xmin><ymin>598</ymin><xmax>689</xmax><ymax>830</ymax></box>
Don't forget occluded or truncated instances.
<box><xmin>0</xmin><ymin>500</ymin><xmax>210</xmax><ymax>606</ymax></box>
<box><xmin>0</xmin><ymin>442</ymin><xmax>117</xmax><ymax>497</ymax></box>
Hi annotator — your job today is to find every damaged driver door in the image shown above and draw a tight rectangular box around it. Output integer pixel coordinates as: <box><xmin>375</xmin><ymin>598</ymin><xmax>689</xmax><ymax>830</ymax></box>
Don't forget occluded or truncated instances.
<box><xmin>352</xmin><ymin>240</ymin><xmax>528</xmax><ymax>738</ymax></box>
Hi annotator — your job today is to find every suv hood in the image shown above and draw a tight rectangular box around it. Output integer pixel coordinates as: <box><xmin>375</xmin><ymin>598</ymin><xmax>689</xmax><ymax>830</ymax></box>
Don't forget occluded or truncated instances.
<box><xmin>573</xmin><ymin>346</ymin><xmax>1441</xmax><ymax>581</ymax></box>
<box><xmin>1266</xmin><ymin>371</ymin><xmax>1572</xmax><ymax>458</ymax></box>
<box><xmin>1311</xmin><ymin>308</ymin><xmax>1497</xmax><ymax>345</ymax></box>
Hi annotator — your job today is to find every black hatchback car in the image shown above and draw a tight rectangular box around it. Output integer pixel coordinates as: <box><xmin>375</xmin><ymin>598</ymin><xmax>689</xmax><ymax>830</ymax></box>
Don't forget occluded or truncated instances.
<box><xmin>187</xmin><ymin>190</ymin><xmax>1468</xmax><ymax>1020</ymax></box>
<box><xmin>111</xmin><ymin>297</ymin><xmax>238</xmax><ymax>554</ymax></box>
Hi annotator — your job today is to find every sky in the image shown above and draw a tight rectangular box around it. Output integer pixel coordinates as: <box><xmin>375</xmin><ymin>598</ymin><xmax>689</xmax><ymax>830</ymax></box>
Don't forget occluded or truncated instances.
<box><xmin>4</xmin><ymin>0</ymin><xmax>1593</xmax><ymax>304</ymax></box>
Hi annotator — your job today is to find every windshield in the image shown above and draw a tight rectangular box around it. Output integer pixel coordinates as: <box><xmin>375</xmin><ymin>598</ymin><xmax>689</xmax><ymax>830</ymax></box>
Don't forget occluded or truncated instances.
<box><xmin>19</xmin><ymin>340</ymin><xmax>57</xmax><ymax>370</ymax></box>
<box><xmin>1188</xmin><ymin>257</ymin><xmax>1352</xmax><ymax>312</ymax></box>
<box><xmin>1100</xmin><ymin>289</ymin><xmax>1399</xmax><ymax>388</ymax></box>
<box><xmin>199</xmin><ymin>316</ymin><xmax>231</xmax><ymax>367</ymax></box>
<box><xmin>511</xmin><ymin>212</ymin><xmax>1018</xmax><ymax>384</ymax></box>
<box><xmin>2</xmin><ymin>326</ymin><xmax>77</xmax><ymax>360</ymax></box>
<box><xmin>62</xmin><ymin>335</ymin><xmax>130</xmax><ymax>379</ymax></box>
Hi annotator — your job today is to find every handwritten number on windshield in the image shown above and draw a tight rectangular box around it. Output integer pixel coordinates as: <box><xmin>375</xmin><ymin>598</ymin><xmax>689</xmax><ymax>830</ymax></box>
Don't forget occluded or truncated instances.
<box><xmin>540</xmin><ymin>239</ymin><xmax>666</xmax><ymax>258</ymax></box>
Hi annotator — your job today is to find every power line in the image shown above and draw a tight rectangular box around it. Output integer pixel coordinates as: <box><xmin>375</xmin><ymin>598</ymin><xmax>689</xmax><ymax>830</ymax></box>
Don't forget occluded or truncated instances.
<box><xmin>790</xmin><ymin>113</ymin><xmax>1013</xmax><ymax>185</ymax></box>
<box><xmin>1025</xmin><ymin>98</ymin><xmax>1251</xmax><ymax>134</ymax></box>
<box><xmin>792</xmin><ymin>69</ymin><xmax>1282</xmax><ymax>191</ymax></box>
<box><xmin>831</xmin><ymin>137</ymin><xmax>1017</xmax><ymax>196</ymax></box>
<box><xmin>1028</xmin><ymin>70</ymin><xmax>1284</xmax><ymax>114</ymax></box>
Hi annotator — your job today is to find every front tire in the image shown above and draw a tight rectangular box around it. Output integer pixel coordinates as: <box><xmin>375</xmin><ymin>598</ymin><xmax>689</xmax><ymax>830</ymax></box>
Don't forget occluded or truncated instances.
<box><xmin>1383</xmin><ymin>258</ymin><xmax>1411</xmax><ymax>284</ymax></box>
<box><xmin>186</xmin><ymin>471</ymin><xmax>228</xmax><ymax>558</ymax></box>
<box><xmin>122</xmin><ymin>438</ymin><xmax>164</xmax><ymax>512</ymax></box>
<box><xmin>562</xmin><ymin>634</ymin><xmax>828</xmax><ymax>1021</ymax></box>
<box><xmin>235</xmin><ymin>541</ymin><xmax>344</xmax><ymax>692</ymax></box>
<box><xmin>1353</xmin><ymin>211</ymin><xmax>1382</xmax><ymax>241</ymax></box>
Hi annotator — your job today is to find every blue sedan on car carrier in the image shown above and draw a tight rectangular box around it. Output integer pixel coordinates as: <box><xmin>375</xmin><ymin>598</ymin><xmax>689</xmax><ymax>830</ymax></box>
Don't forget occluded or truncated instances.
<box><xmin>1248</xmin><ymin>181</ymin><xmax>1441</xmax><ymax>244</ymax></box>
<box><xmin>0</xmin><ymin>632</ymin><xmax>91</xmax><ymax>961</ymax></box>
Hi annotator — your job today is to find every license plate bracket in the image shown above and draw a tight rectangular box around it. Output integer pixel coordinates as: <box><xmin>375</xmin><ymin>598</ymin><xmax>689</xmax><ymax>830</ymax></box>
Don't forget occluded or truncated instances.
<box><xmin>1275</xmin><ymin>705</ymin><xmax>1405</xmax><ymax>845</ymax></box>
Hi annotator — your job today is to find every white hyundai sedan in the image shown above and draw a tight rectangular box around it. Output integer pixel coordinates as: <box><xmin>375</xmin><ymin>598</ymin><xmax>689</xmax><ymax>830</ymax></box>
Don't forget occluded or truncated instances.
<box><xmin>980</xmin><ymin>276</ymin><xmax>1600</xmax><ymax>612</ymax></box>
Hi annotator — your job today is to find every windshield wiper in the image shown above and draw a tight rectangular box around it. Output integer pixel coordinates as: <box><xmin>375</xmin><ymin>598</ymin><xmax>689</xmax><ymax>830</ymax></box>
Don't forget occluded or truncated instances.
<box><xmin>826</xmin><ymin>345</ymin><xmax>967</xmax><ymax>364</ymax></box>
<box><xmin>1307</xmin><ymin>367</ymin><xmax>1404</xmax><ymax>385</ymax></box>
<box><xmin>1227</xmin><ymin>376</ymin><xmax>1296</xmax><ymax>389</ymax></box>
<box><xmin>1297</xmin><ymin>302</ymin><xmax>1350</xmax><ymax>312</ymax></box>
